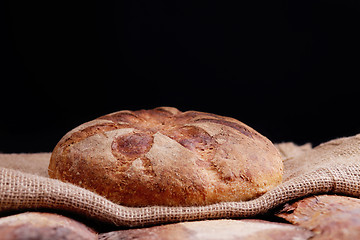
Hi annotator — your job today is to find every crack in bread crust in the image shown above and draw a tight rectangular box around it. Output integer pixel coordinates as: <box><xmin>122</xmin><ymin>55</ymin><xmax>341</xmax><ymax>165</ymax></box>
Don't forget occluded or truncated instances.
<box><xmin>194</xmin><ymin>118</ymin><xmax>255</xmax><ymax>138</ymax></box>
<box><xmin>112</xmin><ymin>132</ymin><xmax>154</xmax><ymax>160</ymax></box>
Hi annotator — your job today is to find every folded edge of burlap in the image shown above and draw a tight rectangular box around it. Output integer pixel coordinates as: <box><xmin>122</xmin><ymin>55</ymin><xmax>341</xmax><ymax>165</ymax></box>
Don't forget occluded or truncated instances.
<box><xmin>0</xmin><ymin>134</ymin><xmax>360</xmax><ymax>227</ymax></box>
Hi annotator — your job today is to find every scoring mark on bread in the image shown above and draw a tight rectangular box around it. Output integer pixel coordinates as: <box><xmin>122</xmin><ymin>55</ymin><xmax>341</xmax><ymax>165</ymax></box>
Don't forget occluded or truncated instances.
<box><xmin>59</xmin><ymin>121</ymin><xmax>128</xmax><ymax>150</ymax></box>
<box><xmin>163</xmin><ymin>125</ymin><xmax>217</xmax><ymax>163</ymax></box>
<box><xmin>99</xmin><ymin>111</ymin><xmax>143</xmax><ymax>124</ymax></box>
<box><xmin>194</xmin><ymin>118</ymin><xmax>254</xmax><ymax>138</ymax></box>
<box><xmin>112</xmin><ymin>132</ymin><xmax>154</xmax><ymax>160</ymax></box>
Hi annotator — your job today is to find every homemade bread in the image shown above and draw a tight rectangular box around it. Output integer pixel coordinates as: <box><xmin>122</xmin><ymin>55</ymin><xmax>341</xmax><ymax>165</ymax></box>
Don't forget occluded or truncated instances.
<box><xmin>49</xmin><ymin>107</ymin><xmax>283</xmax><ymax>206</ymax></box>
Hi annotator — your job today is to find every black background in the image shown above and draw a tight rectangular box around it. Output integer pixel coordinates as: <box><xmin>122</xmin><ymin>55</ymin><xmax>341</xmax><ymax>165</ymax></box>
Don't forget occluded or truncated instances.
<box><xmin>1</xmin><ymin>1</ymin><xmax>359</xmax><ymax>153</ymax></box>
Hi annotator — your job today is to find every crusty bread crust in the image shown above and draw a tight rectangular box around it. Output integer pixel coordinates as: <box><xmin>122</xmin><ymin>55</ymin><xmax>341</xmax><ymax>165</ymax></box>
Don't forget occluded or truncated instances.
<box><xmin>49</xmin><ymin>107</ymin><xmax>283</xmax><ymax>207</ymax></box>
<box><xmin>0</xmin><ymin>212</ymin><xmax>97</xmax><ymax>240</ymax></box>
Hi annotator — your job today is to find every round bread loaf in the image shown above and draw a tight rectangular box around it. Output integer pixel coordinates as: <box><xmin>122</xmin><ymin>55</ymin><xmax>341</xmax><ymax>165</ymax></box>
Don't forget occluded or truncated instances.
<box><xmin>49</xmin><ymin>107</ymin><xmax>283</xmax><ymax>207</ymax></box>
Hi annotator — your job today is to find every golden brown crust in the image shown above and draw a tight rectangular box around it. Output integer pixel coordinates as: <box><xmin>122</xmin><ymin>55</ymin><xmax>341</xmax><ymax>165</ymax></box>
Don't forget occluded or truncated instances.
<box><xmin>276</xmin><ymin>195</ymin><xmax>360</xmax><ymax>240</ymax></box>
<box><xmin>0</xmin><ymin>212</ymin><xmax>97</xmax><ymax>240</ymax></box>
<box><xmin>99</xmin><ymin>219</ymin><xmax>313</xmax><ymax>240</ymax></box>
<box><xmin>49</xmin><ymin>107</ymin><xmax>283</xmax><ymax>207</ymax></box>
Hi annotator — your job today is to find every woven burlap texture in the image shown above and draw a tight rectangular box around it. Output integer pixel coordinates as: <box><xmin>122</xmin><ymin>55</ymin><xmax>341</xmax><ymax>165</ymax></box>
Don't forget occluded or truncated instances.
<box><xmin>1</xmin><ymin>134</ymin><xmax>360</xmax><ymax>227</ymax></box>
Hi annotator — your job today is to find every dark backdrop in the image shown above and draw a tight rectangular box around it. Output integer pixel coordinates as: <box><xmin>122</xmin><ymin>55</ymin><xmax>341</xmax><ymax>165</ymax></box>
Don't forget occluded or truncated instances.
<box><xmin>1</xmin><ymin>1</ymin><xmax>359</xmax><ymax>153</ymax></box>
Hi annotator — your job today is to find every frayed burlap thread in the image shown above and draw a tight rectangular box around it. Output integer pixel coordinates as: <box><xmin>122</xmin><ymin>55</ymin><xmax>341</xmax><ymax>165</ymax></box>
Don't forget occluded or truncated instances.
<box><xmin>1</xmin><ymin>134</ymin><xmax>360</xmax><ymax>227</ymax></box>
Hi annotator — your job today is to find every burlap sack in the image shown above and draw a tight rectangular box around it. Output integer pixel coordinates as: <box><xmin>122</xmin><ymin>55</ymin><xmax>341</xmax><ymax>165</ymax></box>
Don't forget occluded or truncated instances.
<box><xmin>1</xmin><ymin>134</ymin><xmax>360</xmax><ymax>227</ymax></box>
